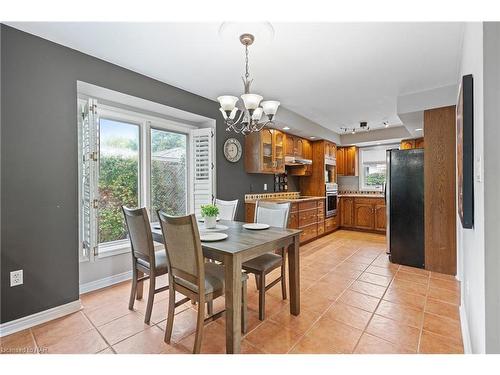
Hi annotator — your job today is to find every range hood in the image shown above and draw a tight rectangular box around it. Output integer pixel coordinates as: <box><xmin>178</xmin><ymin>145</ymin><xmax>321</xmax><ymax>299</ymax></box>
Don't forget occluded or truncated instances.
<box><xmin>285</xmin><ymin>156</ymin><xmax>313</xmax><ymax>166</ymax></box>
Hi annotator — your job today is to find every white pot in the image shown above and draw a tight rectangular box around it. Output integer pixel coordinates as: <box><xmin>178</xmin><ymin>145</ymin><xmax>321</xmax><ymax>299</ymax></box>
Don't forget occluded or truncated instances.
<box><xmin>204</xmin><ymin>216</ymin><xmax>217</xmax><ymax>229</ymax></box>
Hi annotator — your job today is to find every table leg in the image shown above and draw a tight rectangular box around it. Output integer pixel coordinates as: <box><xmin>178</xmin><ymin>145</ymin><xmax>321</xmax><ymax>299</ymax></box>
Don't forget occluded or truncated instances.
<box><xmin>224</xmin><ymin>253</ymin><xmax>242</xmax><ymax>354</ymax></box>
<box><xmin>288</xmin><ymin>234</ymin><xmax>300</xmax><ymax>316</ymax></box>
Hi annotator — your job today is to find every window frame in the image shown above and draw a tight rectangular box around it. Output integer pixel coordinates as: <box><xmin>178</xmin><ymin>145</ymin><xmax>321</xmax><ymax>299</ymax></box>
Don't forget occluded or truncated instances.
<box><xmin>95</xmin><ymin>104</ymin><xmax>196</xmax><ymax>258</ymax></box>
<box><xmin>358</xmin><ymin>144</ymin><xmax>398</xmax><ymax>192</ymax></box>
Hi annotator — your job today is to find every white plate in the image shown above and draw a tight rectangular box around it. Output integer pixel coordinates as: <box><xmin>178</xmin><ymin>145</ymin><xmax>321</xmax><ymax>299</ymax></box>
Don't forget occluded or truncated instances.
<box><xmin>200</xmin><ymin>224</ymin><xmax>229</xmax><ymax>232</ymax></box>
<box><xmin>200</xmin><ymin>232</ymin><xmax>228</xmax><ymax>242</ymax></box>
<box><xmin>243</xmin><ymin>223</ymin><xmax>270</xmax><ymax>230</ymax></box>
<box><xmin>198</xmin><ymin>217</ymin><xmax>220</xmax><ymax>222</ymax></box>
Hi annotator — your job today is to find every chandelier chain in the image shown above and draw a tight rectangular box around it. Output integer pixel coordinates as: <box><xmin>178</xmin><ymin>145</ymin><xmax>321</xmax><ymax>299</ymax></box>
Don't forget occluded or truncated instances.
<box><xmin>245</xmin><ymin>44</ymin><xmax>249</xmax><ymax>80</ymax></box>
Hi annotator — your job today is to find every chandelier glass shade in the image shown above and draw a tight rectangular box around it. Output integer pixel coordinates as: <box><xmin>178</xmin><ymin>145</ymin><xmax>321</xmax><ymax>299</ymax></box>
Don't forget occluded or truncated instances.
<box><xmin>217</xmin><ymin>33</ymin><xmax>280</xmax><ymax>134</ymax></box>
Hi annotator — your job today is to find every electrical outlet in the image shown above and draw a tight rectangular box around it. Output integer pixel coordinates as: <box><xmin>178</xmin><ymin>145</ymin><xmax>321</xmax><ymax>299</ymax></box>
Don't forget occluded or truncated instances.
<box><xmin>264</xmin><ymin>183</ymin><xmax>267</xmax><ymax>191</ymax></box>
<box><xmin>10</xmin><ymin>270</ymin><xmax>23</xmax><ymax>287</ymax></box>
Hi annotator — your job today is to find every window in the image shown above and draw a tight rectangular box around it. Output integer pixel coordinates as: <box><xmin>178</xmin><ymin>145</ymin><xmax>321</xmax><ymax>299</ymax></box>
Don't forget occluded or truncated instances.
<box><xmin>98</xmin><ymin>119</ymin><xmax>140</xmax><ymax>244</ymax></box>
<box><xmin>78</xmin><ymin>98</ymin><xmax>215</xmax><ymax>261</ymax></box>
<box><xmin>150</xmin><ymin>129</ymin><xmax>187</xmax><ymax>222</ymax></box>
<box><xmin>359</xmin><ymin>145</ymin><xmax>397</xmax><ymax>191</ymax></box>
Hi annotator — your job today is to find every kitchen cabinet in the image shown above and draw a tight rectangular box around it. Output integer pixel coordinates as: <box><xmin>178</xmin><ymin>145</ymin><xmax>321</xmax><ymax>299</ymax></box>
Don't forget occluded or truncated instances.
<box><xmin>336</xmin><ymin>146</ymin><xmax>358</xmax><ymax>176</ymax></box>
<box><xmin>374</xmin><ymin>204</ymin><xmax>387</xmax><ymax>231</ymax></box>
<box><xmin>286</xmin><ymin>134</ymin><xmax>312</xmax><ymax>176</ymax></box>
<box><xmin>340</xmin><ymin>197</ymin><xmax>354</xmax><ymax>227</ymax></box>
<box><xmin>400</xmin><ymin>137</ymin><xmax>424</xmax><ymax>150</ymax></box>
<box><xmin>245</xmin><ymin>197</ymin><xmax>325</xmax><ymax>244</ymax></box>
<box><xmin>354</xmin><ymin>202</ymin><xmax>375</xmax><ymax>230</ymax></box>
<box><xmin>340</xmin><ymin>196</ymin><xmax>386</xmax><ymax>233</ymax></box>
<box><xmin>245</xmin><ymin>128</ymin><xmax>285</xmax><ymax>174</ymax></box>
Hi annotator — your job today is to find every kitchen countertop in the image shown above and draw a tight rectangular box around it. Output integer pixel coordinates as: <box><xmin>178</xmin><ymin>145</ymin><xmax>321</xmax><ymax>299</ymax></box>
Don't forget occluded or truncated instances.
<box><xmin>338</xmin><ymin>193</ymin><xmax>385</xmax><ymax>198</ymax></box>
<box><xmin>245</xmin><ymin>196</ymin><xmax>325</xmax><ymax>204</ymax></box>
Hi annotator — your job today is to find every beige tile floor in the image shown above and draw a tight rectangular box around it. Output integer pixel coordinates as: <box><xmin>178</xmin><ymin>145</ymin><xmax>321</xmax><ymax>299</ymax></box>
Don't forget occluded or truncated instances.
<box><xmin>0</xmin><ymin>230</ymin><xmax>464</xmax><ymax>354</ymax></box>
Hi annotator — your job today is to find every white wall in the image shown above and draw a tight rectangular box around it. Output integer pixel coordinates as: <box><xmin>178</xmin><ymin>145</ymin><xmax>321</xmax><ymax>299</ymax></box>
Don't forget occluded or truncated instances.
<box><xmin>483</xmin><ymin>22</ymin><xmax>500</xmax><ymax>354</ymax></box>
<box><xmin>457</xmin><ymin>22</ymin><xmax>485</xmax><ymax>354</ymax></box>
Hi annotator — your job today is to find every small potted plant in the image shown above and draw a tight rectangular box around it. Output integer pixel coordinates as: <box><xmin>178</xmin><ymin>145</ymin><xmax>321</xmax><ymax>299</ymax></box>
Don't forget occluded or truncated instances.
<box><xmin>201</xmin><ymin>204</ymin><xmax>219</xmax><ymax>229</ymax></box>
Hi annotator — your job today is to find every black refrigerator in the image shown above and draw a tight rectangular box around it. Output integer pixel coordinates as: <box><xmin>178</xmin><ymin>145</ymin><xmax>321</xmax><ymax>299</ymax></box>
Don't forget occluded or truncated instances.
<box><xmin>386</xmin><ymin>149</ymin><xmax>424</xmax><ymax>268</ymax></box>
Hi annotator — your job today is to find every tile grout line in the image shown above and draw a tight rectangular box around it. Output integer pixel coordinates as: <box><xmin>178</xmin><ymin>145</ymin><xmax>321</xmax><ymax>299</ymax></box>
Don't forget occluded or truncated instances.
<box><xmin>81</xmin><ymin>309</ymin><xmax>117</xmax><ymax>354</ymax></box>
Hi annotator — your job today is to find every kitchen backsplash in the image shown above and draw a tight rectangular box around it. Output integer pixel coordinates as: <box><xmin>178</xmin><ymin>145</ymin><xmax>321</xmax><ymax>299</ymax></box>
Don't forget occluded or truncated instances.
<box><xmin>337</xmin><ymin>176</ymin><xmax>359</xmax><ymax>191</ymax></box>
<box><xmin>245</xmin><ymin>191</ymin><xmax>300</xmax><ymax>202</ymax></box>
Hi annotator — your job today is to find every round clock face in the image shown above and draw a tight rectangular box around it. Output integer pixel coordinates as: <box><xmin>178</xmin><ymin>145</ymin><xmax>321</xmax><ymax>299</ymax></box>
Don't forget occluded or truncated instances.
<box><xmin>223</xmin><ymin>138</ymin><xmax>242</xmax><ymax>163</ymax></box>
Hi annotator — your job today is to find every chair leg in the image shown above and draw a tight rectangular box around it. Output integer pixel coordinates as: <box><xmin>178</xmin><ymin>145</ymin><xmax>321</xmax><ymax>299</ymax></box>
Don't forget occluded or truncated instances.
<box><xmin>193</xmin><ymin>297</ymin><xmax>205</xmax><ymax>354</ymax></box>
<box><xmin>258</xmin><ymin>272</ymin><xmax>266</xmax><ymax>321</ymax></box>
<box><xmin>207</xmin><ymin>300</ymin><xmax>214</xmax><ymax>316</ymax></box>
<box><xmin>164</xmin><ymin>282</ymin><xmax>176</xmax><ymax>344</ymax></box>
<box><xmin>136</xmin><ymin>270</ymin><xmax>144</xmax><ymax>300</ymax></box>
<box><xmin>144</xmin><ymin>274</ymin><xmax>156</xmax><ymax>324</ymax></box>
<box><xmin>241</xmin><ymin>278</ymin><xmax>248</xmax><ymax>334</ymax></box>
<box><xmin>281</xmin><ymin>248</ymin><xmax>287</xmax><ymax>300</ymax></box>
<box><xmin>128</xmin><ymin>265</ymin><xmax>138</xmax><ymax>310</ymax></box>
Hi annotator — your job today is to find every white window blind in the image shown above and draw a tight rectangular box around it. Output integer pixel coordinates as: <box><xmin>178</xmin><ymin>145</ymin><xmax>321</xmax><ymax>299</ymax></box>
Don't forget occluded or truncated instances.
<box><xmin>78</xmin><ymin>98</ymin><xmax>99</xmax><ymax>261</ymax></box>
<box><xmin>191</xmin><ymin>128</ymin><xmax>215</xmax><ymax>217</ymax></box>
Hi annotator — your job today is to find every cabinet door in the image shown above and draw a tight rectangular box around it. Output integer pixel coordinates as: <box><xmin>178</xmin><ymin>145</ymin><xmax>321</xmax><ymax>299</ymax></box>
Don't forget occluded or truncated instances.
<box><xmin>345</xmin><ymin>146</ymin><xmax>358</xmax><ymax>176</ymax></box>
<box><xmin>341</xmin><ymin>197</ymin><xmax>354</xmax><ymax>227</ymax></box>
<box><xmin>415</xmin><ymin>137</ymin><xmax>424</xmax><ymax>149</ymax></box>
<box><xmin>354</xmin><ymin>203</ymin><xmax>375</xmax><ymax>229</ymax></box>
<box><xmin>374</xmin><ymin>204</ymin><xmax>386</xmax><ymax>232</ymax></box>
<box><xmin>285</xmin><ymin>134</ymin><xmax>295</xmax><ymax>156</ymax></box>
<box><xmin>273</xmin><ymin>129</ymin><xmax>285</xmax><ymax>173</ymax></box>
<box><xmin>261</xmin><ymin>128</ymin><xmax>274</xmax><ymax>172</ymax></box>
<box><xmin>400</xmin><ymin>140</ymin><xmax>415</xmax><ymax>150</ymax></box>
<box><xmin>337</xmin><ymin>147</ymin><xmax>346</xmax><ymax>175</ymax></box>
<box><xmin>295</xmin><ymin>138</ymin><xmax>304</xmax><ymax>158</ymax></box>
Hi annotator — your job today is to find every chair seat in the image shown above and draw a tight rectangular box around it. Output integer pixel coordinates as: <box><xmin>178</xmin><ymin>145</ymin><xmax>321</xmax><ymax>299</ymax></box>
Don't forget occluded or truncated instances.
<box><xmin>176</xmin><ymin>262</ymin><xmax>248</xmax><ymax>295</ymax></box>
<box><xmin>242</xmin><ymin>253</ymin><xmax>283</xmax><ymax>273</ymax></box>
<box><xmin>137</xmin><ymin>250</ymin><xmax>168</xmax><ymax>273</ymax></box>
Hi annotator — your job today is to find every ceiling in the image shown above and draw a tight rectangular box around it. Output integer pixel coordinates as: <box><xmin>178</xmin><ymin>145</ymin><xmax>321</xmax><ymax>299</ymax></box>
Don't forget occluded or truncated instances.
<box><xmin>7</xmin><ymin>22</ymin><xmax>464</xmax><ymax>135</ymax></box>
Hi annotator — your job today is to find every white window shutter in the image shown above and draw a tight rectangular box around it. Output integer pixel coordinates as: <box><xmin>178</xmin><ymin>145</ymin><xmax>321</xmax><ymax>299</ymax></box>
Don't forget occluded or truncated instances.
<box><xmin>191</xmin><ymin>127</ymin><xmax>215</xmax><ymax>217</ymax></box>
<box><xmin>79</xmin><ymin>98</ymin><xmax>99</xmax><ymax>262</ymax></box>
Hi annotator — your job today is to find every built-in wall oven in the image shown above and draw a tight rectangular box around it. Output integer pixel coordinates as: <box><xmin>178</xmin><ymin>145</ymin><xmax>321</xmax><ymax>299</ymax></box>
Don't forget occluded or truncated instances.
<box><xmin>326</xmin><ymin>183</ymin><xmax>338</xmax><ymax>217</ymax></box>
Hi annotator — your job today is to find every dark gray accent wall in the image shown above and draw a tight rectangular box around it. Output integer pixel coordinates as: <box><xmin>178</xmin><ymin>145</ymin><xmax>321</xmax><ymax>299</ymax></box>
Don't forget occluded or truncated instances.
<box><xmin>0</xmin><ymin>25</ymin><xmax>274</xmax><ymax>323</ymax></box>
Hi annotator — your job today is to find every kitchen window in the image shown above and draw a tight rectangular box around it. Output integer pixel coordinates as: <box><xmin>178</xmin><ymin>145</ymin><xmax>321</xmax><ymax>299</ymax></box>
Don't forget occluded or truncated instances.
<box><xmin>78</xmin><ymin>98</ymin><xmax>215</xmax><ymax>261</ymax></box>
<box><xmin>359</xmin><ymin>145</ymin><xmax>397</xmax><ymax>191</ymax></box>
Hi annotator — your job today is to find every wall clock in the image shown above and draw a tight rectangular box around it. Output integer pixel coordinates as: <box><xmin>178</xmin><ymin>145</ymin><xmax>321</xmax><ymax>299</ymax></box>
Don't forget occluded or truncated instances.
<box><xmin>223</xmin><ymin>138</ymin><xmax>242</xmax><ymax>163</ymax></box>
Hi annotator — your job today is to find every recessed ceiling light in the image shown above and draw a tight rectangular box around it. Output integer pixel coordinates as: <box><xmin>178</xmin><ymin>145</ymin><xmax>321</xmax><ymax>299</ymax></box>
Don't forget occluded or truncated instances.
<box><xmin>310</xmin><ymin>136</ymin><xmax>316</xmax><ymax>139</ymax></box>
<box><xmin>283</xmin><ymin>126</ymin><xmax>290</xmax><ymax>130</ymax></box>
<box><xmin>415</xmin><ymin>128</ymin><xmax>423</xmax><ymax>131</ymax></box>
<box><xmin>384</xmin><ymin>122</ymin><xmax>389</xmax><ymax>128</ymax></box>
<box><xmin>377</xmin><ymin>142</ymin><xmax>381</xmax><ymax>145</ymax></box>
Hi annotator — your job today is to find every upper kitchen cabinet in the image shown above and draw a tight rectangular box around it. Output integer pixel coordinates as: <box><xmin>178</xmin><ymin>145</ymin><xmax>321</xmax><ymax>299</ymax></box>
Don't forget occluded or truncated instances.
<box><xmin>400</xmin><ymin>137</ymin><xmax>424</xmax><ymax>150</ymax></box>
<box><xmin>285</xmin><ymin>134</ymin><xmax>311</xmax><ymax>159</ymax></box>
<box><xmin>285</xmin><ymin>134</ymin><xmax>313</xmax><ymax>176</ymax></box>
<box><xmin>245</xmin><ymin>128</ymin><xmax>285</xmax><ymax>174</ymax></box>
<box><xmin>336</xmin><ymin>146</ymin><xmax>358</xmax><ymax>176</ymax></box>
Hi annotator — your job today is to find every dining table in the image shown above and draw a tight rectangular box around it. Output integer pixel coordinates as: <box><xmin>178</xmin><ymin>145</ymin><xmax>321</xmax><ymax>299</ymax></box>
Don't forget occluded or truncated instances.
<box><xmin>151</xmin><ymin>219</ymin><xmax>301</xmax><ymax>354</ymax></box>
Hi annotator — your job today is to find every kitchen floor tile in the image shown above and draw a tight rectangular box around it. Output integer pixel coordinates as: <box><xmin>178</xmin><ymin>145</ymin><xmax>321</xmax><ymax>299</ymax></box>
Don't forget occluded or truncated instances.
<box><xmin>425</xmin><ymin>298</ymin><xmax>460</xmax><ymax>321</ymax></box>
<box><xmin>43</xmin><ymin>329</ymin><xmax>107</xmax><ymax>354</ymax></box>
<box><xmin>354</xmin><ymin>333</ymin><xmax>415</xmax><ymax>354</ymax></box>
<box><xmin>324</xmin><ymin>302</ymin><xmax>373</xmax><ymax>330</ymax></box>
<box><xmin>422</xmin><ymin>313</ymin><xmax>463</xmax><ymax>345</ymax></box>
<box><xmin>428</xmin><ymin>286</ymin><xmax>460</xmax><ymax>305</ymax></box>
<box><xmin>301</xmin><ymin>316</ymin><xmax>363</xmax><ymax>353</ymax></box>
<box><xmin>98</xmin><ymin>314</ymin><xmax>148</xmax><ymax>345</ymax></box>
<box><xmin>375</xmin><ymin>300</ymin><xmax>424</xmax><ymax>328</ymax></box>
<box><xmin>383</xmin><ymin>287</ymin><xmax>427</xmax><ymax>310</ymax></box>
<box><xmin>0</xmin><ymin>329</ymin><xmax>37</xmax><ymax>354</ymax></box>
<box><xmin>32</xmin><ymin>312</ymin><xmax>94</xmax><ymax>348</ymax></box>
<box><xmin>365</xmin><ymin>314</ymin><xmax>420</xmax><ymax>351</ymax></box>
<box><xmin>339</xmin><ymin>290</ymin><xmax>380</xmax><ymax>312</ymax></box>
<box><xmin>349</xmin><ymin>280</ymin><xmax>387</xmax><ymax>298</ymax></box>
<box><xmin>245</xmin><ymin>320</ymin><xmax>302</xmax><ymax>354</ymax></box>
<box><xmin>419</xmin><ymin>330</ymin><xmax>464</xmax><ymax>354</ymax></box>
<box><xmin>358</xmin><ymin>272</ymin><xmax>392</xmax><ymax>287</ymax></box>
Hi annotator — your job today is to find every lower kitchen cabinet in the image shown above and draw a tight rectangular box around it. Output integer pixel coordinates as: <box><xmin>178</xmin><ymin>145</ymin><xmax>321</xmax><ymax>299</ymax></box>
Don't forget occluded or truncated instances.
<box><xmin>340</xmin><ymin>196</ymin><xmax>386</xmax><ymax>233</ymax></box>
<box><xmin>325</xmin><ymin>215</ymin><xmax>339</xmax><ymax>233</ymax></box>
<box><xmin>245</xmin><ymin>198</ymin><xmax>326</xmax><ymax>244</ymax></box>
<box><xmin>340</xmin><ymin>197</ymin><xmax>354</xmax><ymax>227</ymax></box>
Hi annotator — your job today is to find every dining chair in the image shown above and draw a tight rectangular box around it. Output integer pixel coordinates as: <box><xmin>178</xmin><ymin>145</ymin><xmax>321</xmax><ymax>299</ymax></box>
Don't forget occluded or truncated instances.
<box><xmin>122</xmin><ymin>206</ymin><xmax>171</xmax><ymax>325</ymax></box>
<box><xmin>215</xmin><ymin>198</ymin><xmax>239</xmax><ymax>221</ymax></box>
<box><xmin>157</xmin><ymin>211</ymin><xmax>248</xmax><ymax>354</ymax></box>
<box><xmin>242</xmin><ymin>200</ymin><xmax>291</xmax><ymax>320</ymax></box>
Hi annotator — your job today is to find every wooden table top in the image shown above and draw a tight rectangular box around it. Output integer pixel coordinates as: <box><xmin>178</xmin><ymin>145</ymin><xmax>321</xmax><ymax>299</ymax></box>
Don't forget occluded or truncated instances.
<box><xmin>151</xmin><ymin>220</ymin><xmax>301</xmax><ymax>256</ymax></box>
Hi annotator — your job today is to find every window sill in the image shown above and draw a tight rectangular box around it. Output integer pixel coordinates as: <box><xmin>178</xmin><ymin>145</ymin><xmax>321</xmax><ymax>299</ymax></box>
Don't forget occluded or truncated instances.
<box><xmin>98</xmin><ymin>241</ymin><xmax>131</xmax><ymax>259</ymax></box>
<box><xmin>96</xmin><ymin>240</ymin><xmax>165</xmax><ymax>260</ymax></box>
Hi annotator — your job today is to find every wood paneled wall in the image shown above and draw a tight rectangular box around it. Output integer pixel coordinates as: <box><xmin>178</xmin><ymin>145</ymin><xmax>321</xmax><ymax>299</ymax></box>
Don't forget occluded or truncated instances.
<box><xmin>424</xmin><ymin>105</ymin><xmax>457</xmax><ymax>275</ymax></box>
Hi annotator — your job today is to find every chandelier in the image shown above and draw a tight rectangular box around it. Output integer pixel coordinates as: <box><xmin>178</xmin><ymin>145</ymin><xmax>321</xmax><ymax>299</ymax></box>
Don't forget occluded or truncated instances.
<box><xmin>217</xmin><ymin>33</ymin><xmax>280</xmax><ymax>134</ymax></box>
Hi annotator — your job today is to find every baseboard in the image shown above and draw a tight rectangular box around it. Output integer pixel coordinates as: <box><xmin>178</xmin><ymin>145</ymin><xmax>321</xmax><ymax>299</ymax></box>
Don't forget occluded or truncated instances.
<box><xmin>460</xmin><ymin>304</ymin><xmax>472</xmax><ymax>354</ymax></box>
<box><xmin>79</xmin><ymin>270</ymin><xmax>132</xmax><ymax>294</ymax></box>
<box><xmin>0</xmin><ymin>300</ymin><xmax>82</xmax><ymax>337</ymax></box>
